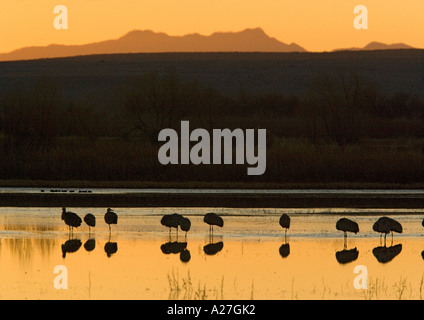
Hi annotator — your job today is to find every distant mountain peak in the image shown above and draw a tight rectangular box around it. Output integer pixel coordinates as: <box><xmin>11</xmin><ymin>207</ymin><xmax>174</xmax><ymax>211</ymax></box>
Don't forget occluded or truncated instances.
<box><xmin>333</xmin><ymin>41</ymin><xmax>415</xmax><ymax>52</ymax></box>
<box><xmin>121</xmin><ymin>29</ymin><xmax>165</xmax><ymax>38</ymax></box>
<box><xmin>240</xmin><ymin>27</ymin><xmax>267</xmax><ymax>34</ymax></box>
<box><xmin>363</xmin><ymin>41</ymin><xmax>414</xmax><ymax>50</ymax></box>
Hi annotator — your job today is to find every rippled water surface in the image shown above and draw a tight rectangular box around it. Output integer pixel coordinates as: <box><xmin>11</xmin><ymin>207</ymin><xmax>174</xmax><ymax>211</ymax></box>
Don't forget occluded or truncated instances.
<box><xmin>0</xmin><ymin>207</ymin><xmax>423</xmax><ymax>300</ymax></box>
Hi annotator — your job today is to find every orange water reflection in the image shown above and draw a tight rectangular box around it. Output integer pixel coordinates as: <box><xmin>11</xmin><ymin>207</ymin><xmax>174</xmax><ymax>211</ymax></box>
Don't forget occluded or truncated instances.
<box><xmin>0</xmin><ymin>208</ymin><xmax>423</xmax><ymax>300</ymax></box>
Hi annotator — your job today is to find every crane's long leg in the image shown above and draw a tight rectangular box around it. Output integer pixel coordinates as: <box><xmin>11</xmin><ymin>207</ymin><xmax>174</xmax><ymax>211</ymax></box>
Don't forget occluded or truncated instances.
<box><xmin>344</xmin><ymin>232</ymin><xmax>347</xmax><ymax>249</ymax></box>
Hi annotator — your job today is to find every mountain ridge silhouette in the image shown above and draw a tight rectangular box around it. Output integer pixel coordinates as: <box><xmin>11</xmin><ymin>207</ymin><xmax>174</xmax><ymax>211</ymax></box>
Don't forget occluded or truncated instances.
<box><xmin>0</xmin><ymin>28</ymin><xmax>306</xmax><ymax>61</ymax></box>
<box><xmin>0</xmin><ymin>28</ymin><xmax>416</xmax><ymax>61</ymax></box>
<box><xmin>333</xmin><ymin>41</ymin><xmax>414</xmax><ymax>52</ymax></box>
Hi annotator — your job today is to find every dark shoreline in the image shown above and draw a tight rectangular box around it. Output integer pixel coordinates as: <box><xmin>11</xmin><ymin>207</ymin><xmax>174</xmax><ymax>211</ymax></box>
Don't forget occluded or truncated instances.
<box><xmin>1</xmin><ymin>191</ymin><xmax>424</xmax><ymax>209</ymax></box>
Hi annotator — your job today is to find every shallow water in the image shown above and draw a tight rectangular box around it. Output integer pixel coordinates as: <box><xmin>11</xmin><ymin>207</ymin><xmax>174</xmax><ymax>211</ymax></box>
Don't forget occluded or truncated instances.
<box><xmin>0</xmin><ymin>207</ymin><xmax>423</xmax><ymax>300</ymax></box>
<box><xmin>2</xmin><ymin>187</ymin><xmax>424</xmax><ymax>195</ymax></box>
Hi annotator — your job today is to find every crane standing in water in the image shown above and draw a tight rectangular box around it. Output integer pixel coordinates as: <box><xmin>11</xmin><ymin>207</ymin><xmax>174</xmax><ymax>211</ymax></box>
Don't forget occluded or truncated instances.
<box><xmin>84</xmin><ymin>213</ymin><xmax>96</xmax><ymax>234</ymax></box>
<box><xmin>279</xmin><ymin>214</ymin><xmax>290</xmax><ymax>238</ymax></box>
<box><xmin>179</xmin><ymin>216</ymin><xmax>191</xmax><ymax>238</ymax></box>
<box><xmin>61</xmin><ymin>207</ymin><xmax>82</xmax><ymax>234</ymax></box>
<box><xmin>104</xmin><ymin>208</ymin><xmax>118</xmax><ymax>232</ymax></box>
<box><xmin>161</xmin><ymin>213</ymin><xmax>183</xmax><ymax>236</ymax></box>
<box><xmin>204</xmin><ymin>213</ymin><xmax>224</xmax><ymax>235</ymax></box>
<box><xmin>373</xmin><ymin>216</ymin><xmax>402</xmax><ymax>245</ymax></box>
<box><xmin>336</xmin><ymin>218</ymin><xmax>359</xmax><ymax>248</ymax></box>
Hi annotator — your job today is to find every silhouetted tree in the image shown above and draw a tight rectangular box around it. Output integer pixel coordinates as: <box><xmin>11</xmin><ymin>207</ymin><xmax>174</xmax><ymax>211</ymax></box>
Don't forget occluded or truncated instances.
<box><xmin>1</xmin><ymin>79</ymin><xmax>61</xmax><ymax>153</ymax></box>
<box><xmin>121</xmin><ymin>70</ymin><xmax>229</xmax><ymax>143</ymax></box>
<box><xmin>305</xmin><ymin>72</ymin><xmax>367</xmax><ymax>147</ymax></box>
<box><xmin>121</xmin><ymin>70</ymin><xmax>189</xmax><ymax>144</ymax></box>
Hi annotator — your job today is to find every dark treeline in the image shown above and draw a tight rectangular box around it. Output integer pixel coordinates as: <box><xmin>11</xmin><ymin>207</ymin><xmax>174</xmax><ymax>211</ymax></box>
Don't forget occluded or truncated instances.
<box><xmin>0</xmin><ymin>70</ymin><xmax>423</xmax><ymax>186</ymax></box>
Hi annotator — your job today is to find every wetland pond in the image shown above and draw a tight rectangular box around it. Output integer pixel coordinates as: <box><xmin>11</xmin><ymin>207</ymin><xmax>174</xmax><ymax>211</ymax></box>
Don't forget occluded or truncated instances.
<box><xmin>0</xmin><ymin>206</ymin><xmax>423</xmax><ymax>300</ymax></box>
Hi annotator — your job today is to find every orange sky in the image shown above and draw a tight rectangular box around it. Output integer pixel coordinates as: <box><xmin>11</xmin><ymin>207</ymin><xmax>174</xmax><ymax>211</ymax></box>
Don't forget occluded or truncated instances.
<box><xmin>1</xmin><ymin>0</ymin><xmax>423</xmax><ymax>53</ymax></box>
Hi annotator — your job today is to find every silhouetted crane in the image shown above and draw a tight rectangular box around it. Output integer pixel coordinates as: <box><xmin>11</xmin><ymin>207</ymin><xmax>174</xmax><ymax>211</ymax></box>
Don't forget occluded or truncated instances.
<box><xmin>336</xmin><ymin>218</ymin><xmax>359</xmax><ymax>247</ymax></box>
<box><xmin>179</xmin><ymin>217</ymin><xmax>191</xmax><ymax>237</ymax></box>
<box><xmin>422</xmin><ymin>218</ymin><xmax>424</xmax><ymax>228</ymax></box>
<box><xmin>373</xmin><ymin>216</ymin><xmax>402</xmax><ymax>244</ymax></box>
<box><xmin>279</xmin><ymin>214</ymin><xmax>290</xmax><ymax>237</ymax></box>
<box><xmin>204</xmin><ymin>213</ymin><xmax>223</xmax><ymax>235</ymax></box>
<box><xmin>161</xmin><ymin>213</ymin><xmax>183</xmax><ymax>236</ymax></box>
<box><xmin>104</xmin><ymin>208</ymin><xmax>118</xmax><ymax>232</ymax></box>
<box><xmin>336</xmin><ymin>218</ymin><xmax>359</xmax><ymax>235</ymax></box>
<box><xmin>278</xmin><ymin>215</ymin><xmax>291</xmax><ymax>258</ymax></box>
<box><xmin>84</xmin><ymin>213</ymin><xmax>96</xmax><ymax>233</ymax></box>
<box><xmin>61</xmin><ymin>207</ymin><xmax>82</xmax><ymax>233</ymax></box>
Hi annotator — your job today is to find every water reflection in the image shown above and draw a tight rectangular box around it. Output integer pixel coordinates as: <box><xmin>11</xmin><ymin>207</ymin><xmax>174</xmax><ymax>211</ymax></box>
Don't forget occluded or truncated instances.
<box><xmin>335</xmin><ymin>248</ymin><xmax>359</xmax><ymax>264</ymax></box>
<box><xmin>0</xmin><ymin>222</ymin><xmax>57</xmax><ymax>263</ymax></box>
<box><xmin>204</xmin><ymin>241</ymin><xmax>224</xmax><ymax>256</ymax></box>
<box><xmin>279</xmin><ymin>234</ymin><xmax>290</xmax><ymax>258</ymax></box>
<box><xmin>84</xmin><ymin>238</ymin><xmax>96</xmax><ymax>252</ymax></box>
<box><xmin>372</xmin><ymin>244</ymin><xmax>402</xmax><ymax>263</ymax></box>
<box><xmin>61</xmin><ymin>238</ymin><xmax>82</xmax><ymax>258</ymax></box>
<box><xmin>161</xmin><ymin>241</ymin><xmax>187</xmax><ymax>254</ymax></box>
<box><xmin>160</xmin><ymin>241</ymin><xmax>191</xmax><ymax>263</ymax></box>
<box><xmin>104</xmin><ymin>241</ymin><xmax>118</xmax><ymax>257</ymax></box>
<box><xmin>279</xmin><ymin>243</ymin><xmax>290</xmax><ymax>258</ymax></box>
<box><xmin>335</xmin><ymin>234</ymin><xmax>359</xmax><ymax>264</ymax></box>
<box><xmin>180</xmin><ymin>249</ymin><xmax>191</xmax><ymax>263</ymax></box>
<box><xmin>1</xmin><ymin>208</ymin><xmax>424</xmax><ymax>299</ymax></box>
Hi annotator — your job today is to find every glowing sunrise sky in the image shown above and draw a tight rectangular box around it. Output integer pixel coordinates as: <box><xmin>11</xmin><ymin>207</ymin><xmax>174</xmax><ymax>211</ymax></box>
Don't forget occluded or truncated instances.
<box><xmin>0</xmin><ymin>0</ymin><xmax>423</xmax><ymax>53</ymax></box>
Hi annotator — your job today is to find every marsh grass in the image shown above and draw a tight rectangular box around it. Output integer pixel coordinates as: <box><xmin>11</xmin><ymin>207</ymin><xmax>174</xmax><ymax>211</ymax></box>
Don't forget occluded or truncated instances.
<box><xmin>167</xmin><ymin>269</ymin><xmax>225</xmax><ymax>300</ymax></box>
<box><xmin>0</xmin><ymin>136</ymin><xmax>423</xmax><ymax>186</ymax></box>
<box><xmin>167</xmin><ymin>273</ymin><xmax>424</xmax><ymax>300</ymax></box>
<box><xmin>256</xmin><ymin>276</ymin><xmax>424</xmax><ymax>300</ymax></box>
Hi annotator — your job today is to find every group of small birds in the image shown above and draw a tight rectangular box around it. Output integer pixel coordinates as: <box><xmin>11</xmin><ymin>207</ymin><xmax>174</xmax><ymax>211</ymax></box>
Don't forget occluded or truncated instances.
<box><xmin>61</xmin><ymin>207</ymin><xmax>118</xmax><ymax>233</ymax></box>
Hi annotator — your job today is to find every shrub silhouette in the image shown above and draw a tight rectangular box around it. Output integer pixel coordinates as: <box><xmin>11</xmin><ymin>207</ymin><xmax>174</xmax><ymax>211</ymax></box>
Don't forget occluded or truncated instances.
<box><xmin>1</xmin><ymin>80</ymin><xmax>61</xmax><ymax>153</ymax></box>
